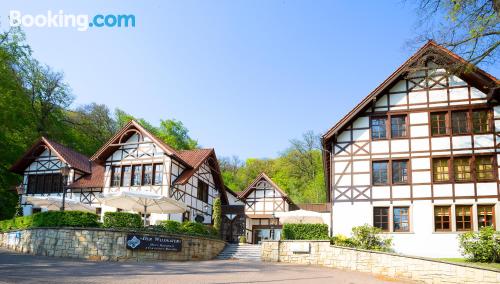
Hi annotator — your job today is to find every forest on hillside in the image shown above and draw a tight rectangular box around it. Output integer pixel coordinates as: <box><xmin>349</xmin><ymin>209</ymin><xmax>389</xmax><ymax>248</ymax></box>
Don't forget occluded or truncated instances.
<box><xmin>0</xmin><ymin>28</ymin><xmax>325</xmax><ymax>220</ymax></box>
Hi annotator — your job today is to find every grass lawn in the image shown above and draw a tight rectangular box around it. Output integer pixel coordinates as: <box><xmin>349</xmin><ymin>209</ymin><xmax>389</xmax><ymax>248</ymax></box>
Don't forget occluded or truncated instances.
<box><xmin>437</xmin><ymin>258</ymin><xmax>500</xmax><ymax>271</ymax></box>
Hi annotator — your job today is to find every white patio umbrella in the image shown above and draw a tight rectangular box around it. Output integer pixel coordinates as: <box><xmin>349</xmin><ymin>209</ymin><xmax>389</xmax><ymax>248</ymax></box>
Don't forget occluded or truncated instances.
<box><xmin>275</xmin><ymin>209</ymin><xmax>326</xmax><ymax>224</ymax></box>
<box><xmin>25</xmin><ymin>196</ymin><xmax>95</xmax><ymax>212</ymax></box>
<box><xmin>97</xmin><ymin>191</ymin><xmax>188</xmax><ymax>225</ymax></box>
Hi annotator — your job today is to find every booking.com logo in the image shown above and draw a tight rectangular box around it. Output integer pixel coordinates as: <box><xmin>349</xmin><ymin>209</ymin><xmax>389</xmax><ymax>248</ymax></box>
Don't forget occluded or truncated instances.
<box><xmin>9</xmin><ymin>10</ymin><xmax>135</xmax><ymax>32</ymax></box>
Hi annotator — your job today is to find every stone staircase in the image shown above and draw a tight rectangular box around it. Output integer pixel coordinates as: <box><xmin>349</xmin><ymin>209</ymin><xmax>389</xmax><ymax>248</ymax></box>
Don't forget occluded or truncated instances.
<box><xmin>216</xmin><ymin>243</ymin><xmax>261</xmax><ymax>261</ymax></box>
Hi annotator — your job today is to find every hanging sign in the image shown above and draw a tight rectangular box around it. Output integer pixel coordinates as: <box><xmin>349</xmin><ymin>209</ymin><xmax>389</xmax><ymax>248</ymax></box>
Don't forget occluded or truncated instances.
<box><xmin>126</xmin><ymin>234</ymin><xmax>182</xmax><ymax>252</ymax></box>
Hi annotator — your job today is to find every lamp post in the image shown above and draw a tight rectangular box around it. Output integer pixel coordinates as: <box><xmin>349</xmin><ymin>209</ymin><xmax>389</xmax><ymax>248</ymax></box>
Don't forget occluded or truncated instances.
<box><xmin>59</xmin><ymin>165</ymin><xmax>71</xmax><ymax>211</ymax></box>
<box><xmin>271</xmin><ymin>212</ymin><xmax>276</xmax><ymax>240</ymax></box>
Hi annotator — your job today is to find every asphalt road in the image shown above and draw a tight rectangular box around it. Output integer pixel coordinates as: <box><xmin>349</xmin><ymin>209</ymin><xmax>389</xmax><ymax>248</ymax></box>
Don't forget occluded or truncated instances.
<box><xmin>0</xmin><ymin>248</ymin><xmax>402</xmax><ymax>284</ymax></box>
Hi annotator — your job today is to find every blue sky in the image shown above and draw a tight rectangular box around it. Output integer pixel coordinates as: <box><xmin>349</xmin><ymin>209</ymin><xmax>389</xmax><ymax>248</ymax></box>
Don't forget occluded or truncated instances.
<box><xmin>1</xmin><ymin>1</ymin><xmax>498</xmax><ymax>159</ymax></box>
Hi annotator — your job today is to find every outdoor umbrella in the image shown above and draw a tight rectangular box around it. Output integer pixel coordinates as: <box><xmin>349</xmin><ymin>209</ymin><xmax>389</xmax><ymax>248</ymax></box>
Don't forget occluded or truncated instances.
<box><xmin>25</xmin><ymin>195</ymin><xmax>95</xmax><ymax>212</ymax></box>
<box><xmin>97</xmin><ymin>191</ymin><xmax>188</xmax><ymax>225</ymax></box>
<box><xmin>275</xmin><ymin>209</ymin><xmax>326</xmax><ymax>224</ymax></box>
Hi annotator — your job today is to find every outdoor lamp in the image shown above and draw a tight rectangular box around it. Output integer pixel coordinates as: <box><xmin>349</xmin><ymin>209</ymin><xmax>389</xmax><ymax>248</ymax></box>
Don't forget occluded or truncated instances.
<box><xmin>60</xmin><ymin>165</ymin><xmax>71</xmax><ymax>211</ymax></box>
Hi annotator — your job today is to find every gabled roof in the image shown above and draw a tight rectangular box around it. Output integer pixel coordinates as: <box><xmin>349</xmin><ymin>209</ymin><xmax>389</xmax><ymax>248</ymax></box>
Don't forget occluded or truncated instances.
<box><xmin>10</xmin><ymin>137</ymin><xmax>92</xmax><ymax>174</ymax></box>
<box><xmin>90</xmin><ymin>120</ymin><xmax>189</xmax><ymax>168</ymax></box>
<box><xmin>322</xmin><ymin>40</ymin><xmax>499</xmax><ymax>143</ymax></box>
<box><xmin>173</xmin><ymin>148</ymin><xmax>228</xmax><ymax>204</ymax></box>
<box><xmin>321</xmin><ymin>41</ymin><xmax>499</xmax><ymax>202</ymax></box>
<box><xmin>90</xmin><ymin>120</ymin><xmax>228</xmax><ymax>202</ymax></box>
<box><xmin>238</xmin><ymin>172</ymin><xmax>292</xmax><ymax>202</ymax></box>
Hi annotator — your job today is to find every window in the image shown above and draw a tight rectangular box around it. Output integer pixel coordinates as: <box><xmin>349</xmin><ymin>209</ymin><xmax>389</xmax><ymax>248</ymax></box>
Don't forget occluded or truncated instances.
<box><xmin>27</xmin><ymin>175</ymin><xmax>37</xmax><ymax>194</ymax></box>
<box><xmin>372</xmin><ymin>161</ymin><xmax>388</xmax><ymax>185</ymax></box>
<box><xmin>393</xmin><ymin>207</ymin><xmax>410</xmax><ymax>232</ymax></box>
<box><xmin>121</xmin><ymin>166</ymin><xmax>131</xmax><ymax>187</ymax></box>
<box><xmin>373</xmin><ymin>207</ymin><xmax>389</xmax><ymax>231</ymax></box>
<box><xmin>431</xmin><ymin>112</ymin><xmax>447</xmax><ymax>136</ymax></box>
<box><xmin>475</xmin><ymin>156</ymin><xmax>495</xmax><ymax>181</ymax></box>
<box><xmin>26</xmin><ymin>174</ymin><xmax>63</xmax><ymax>194</ymax></box>
<box><xmin>43</xmin><ymin>174</ymin><xmax>52</xmax><ymax>194</ymax></box>
<box><xmin>51</xmin><ymin>174</ymin><xmax>62</xmax><ymax>193</ymax></box>
<box><xmin>110</xmin><ymin>166</ymin><xmax>121</xmax><ymax>187</ymax></box>
<box><xmin>472</xmin><ymin>110</ymin><xmax>491</xmax><ymax>134</ymax></box>
<box><xmin>434</xmin><ymin>206</ymin><xmax>451</xmax><ymax>231</ymax></box>
<box><xmin>453</xmin><ymin>157</ymin><xmax>471</xmax><ymax>182</ymax></box>
<box><xmin>197</xmin><ymin>180</ymin><xmax>209</xmax><ymax>203</ymax></box>
<box><xmin>456</xmin><ymin>205</ymin><xmax>473</xmax><ymax>231</ymax></box>
<box><xmin>478</xmin><ymin>205</ymin><xmax>495</xmax><ymax>229</ymax></box>
<box><xmin>391</xmin><ymin>116</ymin><xmax>407</xmax><ymax>138</ymax></box>
<box><xmin>131</xmin><ymin>165</ymin><xmax>142</xmax><ymax>186</ymax></box>
<box><xmin>433</xmin><ymin>158</ymin><xmax>450</xmax><ymax>182</ymax></box>
<box><xmin>142</xmin><ymin>164</ymin><xmax>153</xmax><ymax>185</ymax></box>
<box><xmin>36</xmin><ymin>174</ymin><xmax>45</xmax><ymax>194</ymax></box>
<box><xmin>371</xmin><ymin>117</ymin><xmax>387</xmax><ymax>140</ymax></box>
<box><xmin>153</xmin><ymin>164</ymin><xmax>163</xmax><ymax>185</ymax></box>
<box><xmin>452</xmin><ymin>111</ymin><xmax>469</xmax><ymax>134</ymax></box>
<box><xmin>392</xmin><ymin>160</ymin><xmax>408</xmax><ymax>184</ymax></box>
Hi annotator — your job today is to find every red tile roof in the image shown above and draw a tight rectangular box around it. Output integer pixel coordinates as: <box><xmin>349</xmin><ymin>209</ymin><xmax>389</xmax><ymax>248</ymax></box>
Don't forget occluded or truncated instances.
<box><xmin>44</xmin><ymin>138</ymin><xmax>92</xmax><ymax>173</ymax></box>
<box><xmin>174</xmin><ymin>148</ymin><xmax>214</xmax><ymax>185</ymax></box>
<box><xmin>68</xmin><ymin>162</ymin><xmax>104</xmax><ymax>189</ymax></box>
<box><xmin>10</xmin><ymin>137</ymin><xmax>91</xmax><ymax>174</ymax></box>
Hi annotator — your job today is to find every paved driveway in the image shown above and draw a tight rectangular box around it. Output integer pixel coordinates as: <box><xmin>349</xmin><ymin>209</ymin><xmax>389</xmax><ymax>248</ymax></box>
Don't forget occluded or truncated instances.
<box><xmin>0</xmin><ymin>248</ymin><xmax>402</xmax><ymax>284</ymax></box>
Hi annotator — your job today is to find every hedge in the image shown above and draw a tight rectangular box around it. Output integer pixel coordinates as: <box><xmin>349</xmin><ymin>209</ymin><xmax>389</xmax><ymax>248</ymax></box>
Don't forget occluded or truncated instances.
<box><xmin>282</xmin><ymin>223</ymin><xmax>329</xmax><ymax>240</ymax></box>
<box><xmin>158</xmin><ymin>220</ymin><xmax>218</xmax><ymax>238</ymax></box>
<box><xmin>103</xmin><ymin>212</ymin><xmax>142</xmax><ymax>228</ymax></box>
<box><xmin>32</xmin><ymin>211</ymin><xmax>99</xmax><ymax>228</ymax></box>
<box><xmin>0</xmin><ymin>211</ymin><xmax>99</xmax><ymax>232</ymax></box>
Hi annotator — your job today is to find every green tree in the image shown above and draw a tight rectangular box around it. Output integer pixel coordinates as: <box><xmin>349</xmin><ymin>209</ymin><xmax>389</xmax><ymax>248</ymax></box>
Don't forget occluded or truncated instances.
<box><xmin>412</xmin><ymin>0</ymin><xmax>499</xmax><ymax>68</ymax></box>
<box><xmin>212</xmin><ymin>198</ymin><xmax>222</xmax><ymax>235</ymax></box>
<box><xmin>157</xmin><ymin>119</ymin><xmax>198</xmax><ymax>150</ymax></box>
<box><xmin>219</xmin><ymin>131</ymin><xmax>326</xmax><ymax>203</ymax></box>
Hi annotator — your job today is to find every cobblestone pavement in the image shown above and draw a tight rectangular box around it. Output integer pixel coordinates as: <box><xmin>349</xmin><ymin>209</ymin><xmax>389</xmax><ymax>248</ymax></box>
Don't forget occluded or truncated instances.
<box><xmin>0</xmin><ymin>248</ymin><xmax>402</xmax><ymax>284</ymax></box>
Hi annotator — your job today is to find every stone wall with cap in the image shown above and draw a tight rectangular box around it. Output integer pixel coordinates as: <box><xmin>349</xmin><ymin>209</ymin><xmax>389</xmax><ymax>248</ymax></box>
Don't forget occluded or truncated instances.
<box><xmin>0</xmin><ymin>227</ymin><xmax>225</xmax><ymax>261</ymax></box>
<box><xmin>261</xmin><ymin>240</ymin><xmax>500</xmax><ymax>284</ymax></box>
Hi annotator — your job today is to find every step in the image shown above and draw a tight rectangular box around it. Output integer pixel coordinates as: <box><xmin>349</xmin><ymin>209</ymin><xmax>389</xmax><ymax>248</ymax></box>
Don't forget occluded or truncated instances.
<box><xmin>216</xmin><ymin>244</ymin><xmax>262</xmax><ymax>261</ymax></box>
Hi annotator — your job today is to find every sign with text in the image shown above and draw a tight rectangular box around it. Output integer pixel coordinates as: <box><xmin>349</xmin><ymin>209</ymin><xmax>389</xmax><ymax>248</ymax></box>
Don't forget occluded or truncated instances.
<box><xmin>126</xmin><ymin>234</ymin><xmax>182</xmax><ymax>252</ymax></box>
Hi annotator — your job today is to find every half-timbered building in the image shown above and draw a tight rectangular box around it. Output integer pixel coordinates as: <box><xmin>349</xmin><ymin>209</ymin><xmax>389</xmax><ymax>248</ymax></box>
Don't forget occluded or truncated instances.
<box><xmin>11</xmin><ymin>120</ymin><xmax>228</xmax><ymax>225</ymax></box>
<box><xmin>322</xmin><ymin>41</ymin><xmax>500</xmax><ymax>257</ymax></box>
<box><xmin>10</xmin><ymin>137</ymin><xmax>93</xmax><ymax>216</ymax></box>
<box><xmin>237</xmin><ymin>173</ymin><xmax>294</xmax><ymax>244</ymax></box>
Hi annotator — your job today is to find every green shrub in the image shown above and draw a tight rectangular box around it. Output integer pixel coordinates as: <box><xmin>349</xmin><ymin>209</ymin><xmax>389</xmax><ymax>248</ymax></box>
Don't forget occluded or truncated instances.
<box><xmin>157</xmin><ymin>220</ymin><xmax>217</xmax><ymax>238</ymax></box>
<box><xmin>239</xmin><ymin>235</ymin><xmax>247</xmax><ymax>243</ymax></box>
<box><xmin>103</xmin><ymin>212</ymin><xmax>142</xmax><ymax>228</ymax></box>
<box><xmin>0</xmin><ymin>211</ymin><xmax>99</xmax><ymax>231</ymax></box>
<box><xmin>160</xmin><ymin>220</ymin><xmax>182</xmax><ymax>234</ymax></box>
<box><xmin>212</xmin><ymin>198</ymin><xmax>222</xmax><ymax>234</ymax></box>
<box><xmin>350</xmin><ymin>224</ymin><xmax>392</xmax><ymax>251</ymax></box>
<box><xmin>459</xmin><ymin>226</ymin><xmax>500</xmax><ymax>263</ymax></box>
<box><xmin>32</xmin><ymin>211</ymin><xmax>99</xmax><ymax>228</ymax></box>
<box><xmin>330</xmin><ymin>234</ymin><xmax>356</xmax><ymax>248</ymax></box>
<box><xmin>282</xmin><ymin>223</ymin><xmax>329</xmax><ymax>240</ymax></box>
<box><xmin>181</xmin><ymin>221</ymin><xmax>210</xmax><ymax>235</ymax></box>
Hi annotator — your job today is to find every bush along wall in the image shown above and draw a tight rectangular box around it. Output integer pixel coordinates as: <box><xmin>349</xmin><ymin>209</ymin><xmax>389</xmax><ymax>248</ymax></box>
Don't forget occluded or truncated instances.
<box><xmin>282</xmin><ymin>223</ymin><xmax>329</xmax><ymax>240</ymax></box>
<box><xmin>330</xmin><ymin>224</ymin><xmax>393</xmax><ymax>252</ymax></box>
<box><xmin>157</xmin><ymin>220</ymin><xmax>219</xmax><ymax>238</ymax></box>
<box><xmin>103</xmin><ymin>212</ymin><xmax>142</xmax><ymax>229</ymax></box>
<box><xmin>0</xmin><ymin>211</ymin><xmax>99</xmax><ymax>232</ymax></box>
<box><xmin>459</xmin><ymin>226</ymin><xmax>500</xmax><ymax>263</ymax></box>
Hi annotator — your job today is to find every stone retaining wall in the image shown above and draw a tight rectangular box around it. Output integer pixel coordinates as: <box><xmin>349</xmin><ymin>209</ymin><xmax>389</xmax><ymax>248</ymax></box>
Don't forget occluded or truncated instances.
<box><xmin>261</xmin><ymin>240</ymin><xmax>500</xmax><ymax>284</ymax></box>
<box><xmin>0</xmin><ymin>228</ymin><xmax>225</xmax><ymax>261</ymax></box>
